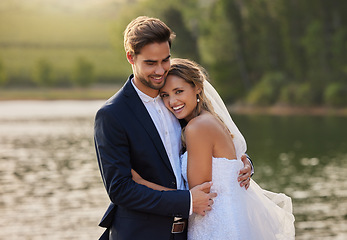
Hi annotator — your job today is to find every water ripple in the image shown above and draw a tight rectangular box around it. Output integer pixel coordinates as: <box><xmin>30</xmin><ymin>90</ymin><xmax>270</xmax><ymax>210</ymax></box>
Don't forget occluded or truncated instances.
<box><xmin>1</xmin><ymin>101</ymin><xmax>346</xmax><ymax>239</ymax></box>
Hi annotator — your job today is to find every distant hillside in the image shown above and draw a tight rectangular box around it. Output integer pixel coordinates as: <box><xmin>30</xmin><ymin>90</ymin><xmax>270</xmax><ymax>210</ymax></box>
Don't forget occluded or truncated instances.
<box><xmin>0</xmin><ymin>0</ymin><xmax>135</xmax><ymax>45</ymax></box>
<box><xmin>0</xmin><ymin>0</ymin><xmax>130</xmax><ymax>17</ymax></box>
<box><xmin>0</xmin><ymin>0</ymin><xmax>138</xmax><ymax>83</ymax></box>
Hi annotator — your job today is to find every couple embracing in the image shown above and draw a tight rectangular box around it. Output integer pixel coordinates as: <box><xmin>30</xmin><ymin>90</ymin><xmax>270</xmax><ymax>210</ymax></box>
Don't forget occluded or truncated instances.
<box><xmin>94</xmin><ymin>16</ymin><xmax>295</xmax><ymax>240</ymax></box>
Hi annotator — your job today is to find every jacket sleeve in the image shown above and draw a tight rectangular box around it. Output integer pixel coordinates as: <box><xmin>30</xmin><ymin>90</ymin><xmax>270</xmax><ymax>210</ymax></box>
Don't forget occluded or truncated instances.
<box><xmin>94</xmin><ymin>107</ymin><xmax>190</xmax><ymax>219</ymax></box>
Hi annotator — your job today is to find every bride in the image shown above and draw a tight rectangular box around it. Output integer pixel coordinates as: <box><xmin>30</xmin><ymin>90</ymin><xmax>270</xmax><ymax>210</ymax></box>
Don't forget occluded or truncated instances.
<box><xmin>133</xmin><ymin>58</ymin><xmax>295</xmax><ymax>239</ymax></box>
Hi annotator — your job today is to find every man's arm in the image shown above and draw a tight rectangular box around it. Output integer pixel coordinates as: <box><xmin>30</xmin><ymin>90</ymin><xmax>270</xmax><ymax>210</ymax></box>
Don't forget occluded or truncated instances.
<box><xmin>131</xmin><ymin>169</ymin><xmax>174</xmax><ymax>191</ymax></box>
<box><xmin>246</xmin><ymin>154</ymin><xmax>254</xmax><ymax>176</ymax></box>
<box><xmin>131</xmin><ymin>170</ymin><xmax>216</xmax><ymax>216</ymax></box>
<box><xmin>238</xmin><ymin>154</ymin><xmax>253</xmax><ymax>189</ymax></box>
<box><xmin>95</xmin><ymin>108</ymin><xmax>190</xmax><ymax>218</ymax></box>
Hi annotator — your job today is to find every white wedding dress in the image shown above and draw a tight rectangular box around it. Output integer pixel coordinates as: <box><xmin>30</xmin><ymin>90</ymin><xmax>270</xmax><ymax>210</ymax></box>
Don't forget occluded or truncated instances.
<box><xmin>181</xmin><ymin>152</ymin><xmax>295</xmax><ymax>240</ymax></box>
<box><xmin>179</xmin><ymin>80</ymin><xmax>294</xmax><ymax>239</ymax></box>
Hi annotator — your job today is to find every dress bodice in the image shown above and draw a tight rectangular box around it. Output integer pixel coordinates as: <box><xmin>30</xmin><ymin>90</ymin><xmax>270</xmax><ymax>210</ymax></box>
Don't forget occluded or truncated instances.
<box><xmin>181</xmin><ymin>151</ymin><xmax>243</xmax><ymax>194</ymax></box>
<box><xmin>180</xmin><ymin>151</ymin><xmax>295</xmax><ymax>240</ymax></box>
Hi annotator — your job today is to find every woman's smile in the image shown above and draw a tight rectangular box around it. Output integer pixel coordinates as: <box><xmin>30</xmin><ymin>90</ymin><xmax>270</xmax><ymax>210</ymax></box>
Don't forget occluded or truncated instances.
<box><xmin>160</xmin><ymin>75</ymin><xmax>200</xmax><ymax>121</ymax></box>
<box><xmin>172</xmin><ymin>104</ymin><xmax>185</xmax><ymax>113</ymax></box>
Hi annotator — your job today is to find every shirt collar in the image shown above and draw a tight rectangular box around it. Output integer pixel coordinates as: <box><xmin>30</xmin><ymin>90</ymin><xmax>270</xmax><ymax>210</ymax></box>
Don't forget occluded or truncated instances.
<box><xmin>131</xmin><ymin>78</ymin><xmax>161</xmax><ymax>103</ymax></box>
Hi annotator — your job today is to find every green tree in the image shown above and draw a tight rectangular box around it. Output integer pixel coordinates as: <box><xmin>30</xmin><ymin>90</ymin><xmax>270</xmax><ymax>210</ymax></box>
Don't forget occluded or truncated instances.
<box><xmin>247</xmin><ymin>71</ymin><xmax>287</xmax><ymax>106</ymax></box>
<box><xmin>324</xmin><ymin>83</ymin><xmax>347</xmax><ymax>107</ymax></box>
<box><xmin>108</xmin><ymin>0</ymin><xmax>347</xmax><ymax>106</ymax></box>
<box><xmin>219</xmin><ymin>0</ymin><xmax>251</xmax><ymax>90</ymax></box>
<box><xmin>331</xmin><ymin>28</ymin><xmax>347</xmax><ymax>81</ymax></box>
<box><xmin>33</xmin><ymin>58</ymin><xmax>54</xmax><ymax>87</ymax></box>
<box><xmin>197</xmin><ymin>0</ymin><xmax>244</xmax><ymax>101</ymax></box>
<box><xmin>130</xmin><ymin>0</ymin><xmax>200</xmax><ymax>61</ymax></box>
<box><xmin>73</xmin><ymin>57</ymin><xmax>95</xmax><ymax>87</ymax></box>
<box><xmin>162</xmin><ymin>7</ymin><xmax>200</xmax><ymax>61</ymax></box>
<box><xmin>0</xmin><ymin>58</ymin><xmax>7</xmax><ymax>87</ymax></box>
<box><xmin>277</xmin><ymin>0</ymin><xmax>307</xmax><ymax>81</ymax></box>
<box><xmin>301</xmin><ymin>20</ymin><xmax>326</xmax><ymax>82</ymax></box>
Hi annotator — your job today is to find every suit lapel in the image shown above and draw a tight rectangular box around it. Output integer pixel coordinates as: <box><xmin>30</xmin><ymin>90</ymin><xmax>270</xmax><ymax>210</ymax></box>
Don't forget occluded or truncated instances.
<box><xmin>122</xmin><ymin>76</ymin><xmax>174</xmax><ymax>173</ymax></box>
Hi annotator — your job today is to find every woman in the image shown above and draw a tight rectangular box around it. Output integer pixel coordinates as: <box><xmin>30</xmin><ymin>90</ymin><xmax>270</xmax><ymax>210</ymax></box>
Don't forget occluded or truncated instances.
<box><xmin>133</xmin><ymin>58</ymin><xmax>295</xmax><ymax>239</ymax></box>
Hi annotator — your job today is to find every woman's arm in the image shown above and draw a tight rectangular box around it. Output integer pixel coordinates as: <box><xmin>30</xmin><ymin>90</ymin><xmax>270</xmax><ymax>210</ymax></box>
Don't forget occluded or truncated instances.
<box><xmin>131</xmin><ymin>169</ymin><xmax>174</xmax><ymax>191</ymax></box>
<box><xmin>185</xmin><ymin>118</ymin><xmax>214</xmax><ymax>190</ymax></box>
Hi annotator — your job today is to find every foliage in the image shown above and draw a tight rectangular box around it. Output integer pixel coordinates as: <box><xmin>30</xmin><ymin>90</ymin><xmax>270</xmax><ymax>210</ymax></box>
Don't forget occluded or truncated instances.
<box><xmin>0</xmin><ymin>5</ymin><xmax>125</xmax><ymax>87</ymax></box>
<box><xmin>198</xmin><ymin>0</ymin><xmax>243</xmax><ymax>102</ymax></box>
<box><xmin>0</xmin><ymin>58</ymin><xmax>6</xmax><ymax>86</ymax></box>
<box><xmin>162</xmin><ymin>7</ymin><xmax>200</xmax><ymax>61</ymax></box>
<box><xmin>247</xmin><ymin>72</ymin><xmax>286</xmax><ymax>106</ymax></box>
<box><xmin>33</xmin><ymin>58</ymin><xmax>55</xmax><ymax>87</ymax></box>
<box><xmin>301</xmin><ymin>20</ymin><xmax>327</xmax><ymax>83</ymax></box>
<box><xmin>72</xmin><ymin>57</ymin><xmax>95</xmax><ymax>87</ymax></box>
<box><xmin>324</xmin><ymin>83</ymin><xmax>347</xmax><ymax>107</ymax></box>
<box><xmin>294</xmin><ymin>83</ymin><xmax>318</xmax><ymax>107</ymax></box>
<box><xmin>1</xmin><ymin>0</ymin><xmax>347</xmax><ymax>107</ymax></box>
<box><xmin>279</xmin><ymin>83</ymin><xmax>298</xmax><ymax>105</ymax></box>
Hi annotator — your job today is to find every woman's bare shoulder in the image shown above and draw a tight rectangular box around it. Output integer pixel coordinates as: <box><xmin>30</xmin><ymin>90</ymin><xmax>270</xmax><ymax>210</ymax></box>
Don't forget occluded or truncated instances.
<box><xmin>185</xmin><ymin>112</ymin><xmax>220</xmax><ymax>136</ymax></box>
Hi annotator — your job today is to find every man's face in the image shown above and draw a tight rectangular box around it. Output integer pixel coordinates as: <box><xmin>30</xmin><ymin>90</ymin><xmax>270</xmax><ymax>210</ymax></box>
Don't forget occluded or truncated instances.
<box><xmin>128</xmin><ymin>42</ymin><xmax>171</xmax><ymax>97</ymax></box>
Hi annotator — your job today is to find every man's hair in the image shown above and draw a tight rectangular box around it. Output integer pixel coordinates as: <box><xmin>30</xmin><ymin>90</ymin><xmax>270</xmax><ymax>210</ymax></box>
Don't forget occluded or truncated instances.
<box><xmin>124</xmin><ymin>16</ymin><xmax>176</xmax><ymax>56</ymax></box>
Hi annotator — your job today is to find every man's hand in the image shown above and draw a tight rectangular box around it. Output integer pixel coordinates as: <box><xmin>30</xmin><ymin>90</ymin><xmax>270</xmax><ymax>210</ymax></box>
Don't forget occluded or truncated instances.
<box><xmin>190</xmin><ymin>182</ymin><xmax>217</xmax><ymax>216</ymax></box>
<box><xmin>238</xmin><ymin>154</ymin><xmax>252</xmax><ymax>189</ymax></box>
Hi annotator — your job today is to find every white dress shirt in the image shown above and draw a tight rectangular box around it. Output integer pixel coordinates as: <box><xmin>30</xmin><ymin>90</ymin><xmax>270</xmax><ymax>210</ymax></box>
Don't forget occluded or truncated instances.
<box><xmin>131</xmin><ymin>79</ymin><xmax>252</xmax><ymax>217</ymax></box>
<box><xmin>131</xmin><ymin>80</ymin><xmax>185</xmax><ymax>190</ymax></box>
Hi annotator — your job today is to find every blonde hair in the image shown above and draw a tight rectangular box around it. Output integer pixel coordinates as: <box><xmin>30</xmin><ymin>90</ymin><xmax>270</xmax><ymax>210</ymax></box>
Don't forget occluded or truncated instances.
<box><xmin>124</xmin><ymin>16</ymin><xmax>176</xmax><ymax>56</ymax></box>
<box><xmin>167</xmin><ymin>58</ymin><xmax>233</xmax><ymax>147</ymax></box>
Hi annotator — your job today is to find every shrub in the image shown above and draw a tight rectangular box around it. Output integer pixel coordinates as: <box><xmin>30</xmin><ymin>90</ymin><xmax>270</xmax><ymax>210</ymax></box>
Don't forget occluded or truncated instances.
<box><xmin>279</xmin><ymin>84</ymin><xmax>298</xmax><ymax>105</ymax></box>
<box><xmin>72</xmin><ymin>57</ymin><xmax>95</xmax><ymax>87</ymax></box>
<box><xmin>247</xmin><ymin>72</ymin><xmax>286</xmax><ymax>106</ymax></box>
<box><xmin>33</xmin><ymin>59</ymin><xmax>55</xmax><ymax>87</ymax></box>
<box><xmin>324</xmin><ymin>82</ymin><xmax>347</xmax><ymax>107</ymax></box>
<box><xmin>294</xmin><ymin>82</ymin><xmax>321</xmax><ymax>106</ymax></box>
<box><xmin>0</xmin><ymin>59</ymin><xmax>7</xmax><ymax>87</ymax></box>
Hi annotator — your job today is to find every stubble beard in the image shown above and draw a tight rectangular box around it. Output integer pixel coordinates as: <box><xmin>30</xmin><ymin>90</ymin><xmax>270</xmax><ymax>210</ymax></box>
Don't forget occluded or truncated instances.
<box><xmin>138</xmin><ymin>74</ymin><xmax>166</xmax><ymax>90</ymax></box>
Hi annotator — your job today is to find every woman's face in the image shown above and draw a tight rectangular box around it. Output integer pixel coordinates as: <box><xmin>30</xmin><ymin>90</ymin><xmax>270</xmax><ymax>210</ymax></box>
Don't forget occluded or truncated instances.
<box><xmin>160</xmin><ymin>75</ymin><xmax>200</xmax><ymax>122</ymax></box>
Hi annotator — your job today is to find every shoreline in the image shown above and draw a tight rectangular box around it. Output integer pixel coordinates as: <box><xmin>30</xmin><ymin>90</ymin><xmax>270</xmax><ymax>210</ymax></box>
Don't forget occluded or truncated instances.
<box><xmin>228</xmin><ymin>104</ymin><xmax>347</xmax><ymax>116</ymax></box>
<box><xmin>1</xmin><ymin>87</ymin><xmax>347</xmax><ymax>116</ymax></box>
<box><xmin>0</xmin><ymin>85</ymin><xmax>121</xmax><ymax>101</ymax></box>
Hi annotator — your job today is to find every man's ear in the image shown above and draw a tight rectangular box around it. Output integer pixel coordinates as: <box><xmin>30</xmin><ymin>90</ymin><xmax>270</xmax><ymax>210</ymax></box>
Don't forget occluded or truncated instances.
<box><xmin>126</xmin><ymin>52</ymin><xmax>134</xmax><ymax>64</ymax></box>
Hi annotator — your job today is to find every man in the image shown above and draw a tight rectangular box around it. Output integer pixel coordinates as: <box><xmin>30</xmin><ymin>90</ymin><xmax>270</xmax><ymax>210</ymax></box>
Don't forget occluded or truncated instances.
<box><xmin>94</xmin><ymin>16</ymin><xmax>252</xmax><ymax>240</ymax></box>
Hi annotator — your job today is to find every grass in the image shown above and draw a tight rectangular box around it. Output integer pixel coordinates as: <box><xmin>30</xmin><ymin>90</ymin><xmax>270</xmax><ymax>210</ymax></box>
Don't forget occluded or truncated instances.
<box><xmin>1</xmin><ymin>47</ymin><xmax>127</xmax><ymax>79</ymax></box>
<box><xmin>0</xmin><ymin>6</ymin><xmax>130</xmax><ymax>84</ymax></box>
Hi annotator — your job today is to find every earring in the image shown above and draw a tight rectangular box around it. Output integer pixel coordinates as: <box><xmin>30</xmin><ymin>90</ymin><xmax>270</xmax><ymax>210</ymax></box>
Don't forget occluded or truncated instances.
<box><xmin>197</xmin><ymin>98</ymin><xmax>200</xmax><ymax>103</ymax></box>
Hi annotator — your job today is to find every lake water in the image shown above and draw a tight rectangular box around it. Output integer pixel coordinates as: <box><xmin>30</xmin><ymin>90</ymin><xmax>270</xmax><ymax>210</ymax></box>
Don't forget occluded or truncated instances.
<box><xmin>0</xmin><ymin>100</ymin><xmax>346</xmax><ymax>239</ymax></box>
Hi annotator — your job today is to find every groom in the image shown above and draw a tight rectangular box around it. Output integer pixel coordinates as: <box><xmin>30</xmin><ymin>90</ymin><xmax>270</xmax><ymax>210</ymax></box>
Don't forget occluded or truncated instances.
<box><xmin>94</xmin><ymin>16</ymin><xmax>253</xmax><ymax>240</ymax></box>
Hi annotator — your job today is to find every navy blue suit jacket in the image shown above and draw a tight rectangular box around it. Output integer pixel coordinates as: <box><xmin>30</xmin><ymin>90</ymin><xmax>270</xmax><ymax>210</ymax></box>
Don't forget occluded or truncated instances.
<box><xmin>94</xmin><ymin>75</ymin><xmax>190</xmax><ymax>240</ymax></box>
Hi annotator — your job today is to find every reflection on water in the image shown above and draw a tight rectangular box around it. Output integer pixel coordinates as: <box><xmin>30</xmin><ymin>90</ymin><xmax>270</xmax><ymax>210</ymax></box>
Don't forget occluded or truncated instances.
<box><xmin>0</xmin><ymin>101</ymin><xmax>108</xmax><ymax>239</ymax></box>
<box><xmin>234</xmin><ymin>115</ymin><xmax>347</xmax><ymax>240</ymax></box>
<box><xmin>0</xmin><ymin>101</ymin><xmax>346</xmax><ymax>239</ymax></box>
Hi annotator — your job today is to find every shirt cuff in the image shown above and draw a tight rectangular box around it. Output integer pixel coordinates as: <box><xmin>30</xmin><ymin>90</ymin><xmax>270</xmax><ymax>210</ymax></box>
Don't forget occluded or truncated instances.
<box><xmin>247</xmin><ymin>157</ymin><xmax>254</xmax><ymax>176</ymax></box>
<box><xmin>189</xmin><ymin>190</ymin><xmax>193</xmax><ymax>215</ymax></box>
